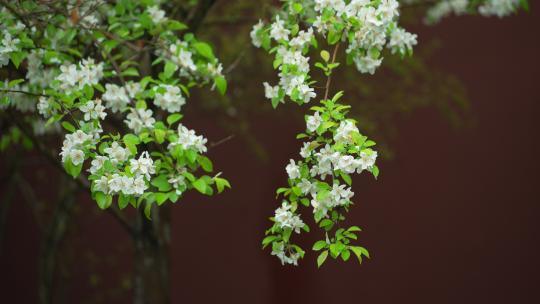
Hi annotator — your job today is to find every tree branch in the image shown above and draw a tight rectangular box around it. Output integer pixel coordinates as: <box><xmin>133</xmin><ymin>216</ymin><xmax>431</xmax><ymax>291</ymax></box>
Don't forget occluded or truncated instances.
<box><xmin>324</xmin><ymin>43</ymin><xmax>341</xmax><ymax>101</ymax></box>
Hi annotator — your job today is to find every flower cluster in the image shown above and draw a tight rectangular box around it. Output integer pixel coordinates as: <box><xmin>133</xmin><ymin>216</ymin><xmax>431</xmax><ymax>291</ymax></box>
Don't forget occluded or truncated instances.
<box><xmin>154</xmin><ymin>34</ymin><xmax>225</xmax><ymax>92</ymax></box>
<box><xmin>168</xmin><ymin>124</ymin><xmax>208</xmax><ymax>154</ymax></box>
<box><xmin>80</xmin><ymin>99</ymin><xmax>107</xmax><ymax>121</ymax></box>
<box><xmin>479</xmin><ymin>0</ymin><xmax>522</xmax><ymax>17</ymax></box>
<box><xmin>423</xmin><ymin>0</ymin><xmax>525</xmax><ymax>24</ymax></box>
<box><xmin>60</xmin><ymin>130</ymin><xmax>93</xmax><ymax>165</ymax></box>
<box><xmin>0</xmin><ymin>1</ymin><xmax>231</xmax><ymax>214</ymax></box>
<box><xmin>102</xmin><ymin>83</ymin><xmax>131</xmax><ymax>113</ymax></box>
<box><xmin>125</xmin><ymin>108</ymin><xmax>156</xmax><ymax>134</ymax></box>
<box><xmin>55</xmin><ymin>58</ymin><xmax>104</xmax><ymax>92</ymax></box>
<box><xmin>153</xmin><ymin>85</ymin><xmax>186</xmax><ymax>113</ymax></box>
<box><xmin>92</xmin><ymin>149</ymin><xmax>154</xmax><ymax>197</ymax></box>
<box><xmin>0</xmin><ymin>31</ymin><xmax>20</xmax><ymax>68</ymax></box>
<box><xmin>251</xmin><ymin>0</ymin><xmax>417</xmax><ymax>107</ymax></box>
<box><xmin>263</xmin><ymin>94</ymin><xmax>377</xmax><ymax>266</ymax></box>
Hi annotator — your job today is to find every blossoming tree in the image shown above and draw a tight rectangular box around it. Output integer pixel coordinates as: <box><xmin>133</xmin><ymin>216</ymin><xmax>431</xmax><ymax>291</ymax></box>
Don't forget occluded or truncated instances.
<box><xmin>0</xmin><ymin>0</ymin><xmax>528</xmax><ymax>303</ymax></box>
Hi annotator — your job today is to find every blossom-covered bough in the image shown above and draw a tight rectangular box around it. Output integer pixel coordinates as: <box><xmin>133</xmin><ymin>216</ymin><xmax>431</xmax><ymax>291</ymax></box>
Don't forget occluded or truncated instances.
<box><xmin>252</xmin><ymin>0</ymin><xmax>528</xmax><ymax>267</ymax></box>
<box><xmin>0</xmin><ymin>1</ymin><xmax>230</xmax><ymax>218</ymax></box>
<box><xmin>0</xmin><ymin>0</ymin><xmax>529</xmax><ymax>292</ymax></box>
<box><xmin>0</xmin><ymin>1</ymin><xmax>231</xmax><ymax>301</ymax></box>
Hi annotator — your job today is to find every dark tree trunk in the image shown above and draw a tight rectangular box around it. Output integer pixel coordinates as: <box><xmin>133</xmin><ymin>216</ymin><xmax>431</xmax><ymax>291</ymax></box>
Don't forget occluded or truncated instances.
<box><xmin>38</xmin><ymin>181</ymin><xmax>76</xmax><ymax>304</ymax></box>
<box><xmin>133</xmin><ymin>204</ymin><xmax>171</xmax><ymax>304</ymax></box>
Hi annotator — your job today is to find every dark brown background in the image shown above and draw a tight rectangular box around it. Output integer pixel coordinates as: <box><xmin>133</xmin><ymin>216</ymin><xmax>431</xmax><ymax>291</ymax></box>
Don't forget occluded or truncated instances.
<box><xmin>1</xmin><ymin>6</ymin><xmax>539</xmax><ymax>304</ymax></box>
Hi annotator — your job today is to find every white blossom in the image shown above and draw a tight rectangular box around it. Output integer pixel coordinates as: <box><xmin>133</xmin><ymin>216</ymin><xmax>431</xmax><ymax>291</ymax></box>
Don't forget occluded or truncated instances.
<box><xmin>104</xmin><ymin>141</ymin><xmax>130</xmax><ymax>164</ymax></box>
<box><xmin>130</xmin><ymin>151</ymin><xmax>155</xmax><ymax>179</ymax></box>
<box><xmin>147</xmin><ymin>5</ymin><xmax>166</xmax><ymax>24</ymax></box>
<box><xmin>358</xmin><ymin>150</ymin><xmax>377</xmax><ymax>172</ymax></box>
<box><xmin>125</xmin><ymin>108</ymin><xmax>155</xmax><ymax>133</ymax></box>
<box><xmin>334</xmin><ymin>120</ymin><xmax>359</xmax><ymax>144</ymax></box>
<box><xmin>479</xmin><ymin>0</ymin><xmax>520</xmax><ymax>17</ymax></box>
<box><xmin>274</xmin><ymin>202</ymin><xmax>305</xmax><ymax>233</ymax></box>
<box><xmin>89</xmin><ymin>155</ymin><xmax>108</xmax><ymax>174</ymax></box>
<box><xmin>306</xmin><ymin>112</ymin><xmax>322</xmax><ymax>132</ymax></box>
<box><xmin>297</xmin><ymin>178</ymin><xmax>313</xmax><ymax>195</ymax></box>
<box><xmin>250</xmin><ymin>20</ymin><xmax>264</xmax><ymax>48</ymax></box>
<box><xmin>353</xmin><ymin>55</ymin><xmax>383</xmax><ymax>75</ymax></box>
<box><xmin>388</xmin><ymin>27</ymin><xmax>418</xmax><ymax>55</ymax></box>
<box><xmin>69</xmin><ymin>149</ymin><xmax>85</xmax><ymax>166</ymax></box>
<box><xmin>56</xmin><ymin>58</ymin><xmax>103</xmax><ymax>91</ymax></box>
<box><xmin>299</xmin><ymin>142</ymin><xmax>312</xmax><ymax>158</ymax></box>
<box><xmin>168</xmin><ymin>124</ymin><xmax>208</xmax><ymax>154</ymax></box>
<box><xmin>132</xmin><ymin>176</ymin><xmax>148</xmax><ymax>195</ymax></box>
<box><xmin>94</xmin><ymin>175</ymin><xmax>110</xmax><ymax>193</ymax></box>
<box><xmin>271</xmin><ymin>243</ymin><xmax>300</xmax><ymax>266</ymax></box>
<box><xmin>263</xmin><ymin>82</ymin><xmax>280</xmax><ymax>100</ymax></box>
<box><xmin>60</xmin><ymin>130</ymin><xmax>92</xmax><ymax>163</ymax></box>
<box><xmin>285</xmin><ymin>159</ymin><xmax>301</xmax><ymax>180</ymax></box>
<box><xmin>102</xmin><ymin>84</ymin><xmax>130</xmax><ymax>113</ymax></box>
<box><xmin>270</xmin><ymin>16</ymin><xmax>290</xmax><ymax>41</ymax></box>
<box><xmin>79</xmin><ymin>99</ymin><xmax>107</xmax><ymax>121</ymax></box>
<box><xmin>154</xmin><ymin>85</ymin><xmax>186</xmax><ymax>113</ymax></box>
<box><xmin>290</xmin><ymin>28</ymin><xmax>313</xmax><ymax>49</ymax></box>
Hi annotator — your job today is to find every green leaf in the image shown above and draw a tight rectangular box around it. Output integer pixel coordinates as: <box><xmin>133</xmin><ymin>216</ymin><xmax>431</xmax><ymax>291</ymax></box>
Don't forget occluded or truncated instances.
<box><xmin>10</xmin><ymin>51</ymin><xmax>27</xmax><ymax>68</ymax></box>
<box><xmin>8</xmin><ymin>79</ymin><xmax>24</xmax><ymax>88</ymax></box>
<box><xmin>312</xmin><ymin>240</ymin><xmax>327</xmax><ymax>251</ymax></box>
<box><xmin>341</xmin><ymin>249</ymin><xmax>351</xmax><ymax>261</ymax></box>
<box><xmin>155</xmin><ymin>192</ymin><xmax>169</xmax><ymax>205</ymax></box>
<box><xmin>94</xmin><ymin>83</ymin><xmax>105</xmax><ymax>93</ymax></box>
<box><xmin>329</xmin><ymin>243</ymin><xmax>341</xmax><ymax>257</ymax></box>
<box><xmin>118</xmin><ymin>194</ymin><xmax>130</xmax><ymax>209</ymax></box>
<box><xmin>371</xmin><ymin>165</ymin><xmax>379</xmax><ymax>179</ymax></box>
<box><xmin>340</xmin><ymin>171</ymin><xmax>352</xmax><ymax>186</ymax></box>
<box><xmin>271</xmin><ymin>98</ymin><xmax>281</xmax><ymax>109</ymax></box>
<box><xmin>193</xmin><ymin>42</ymin><xmax>215</xmax><ymax>60</ymax></box>
<box><xmin>163</xmin><ymin>61</ymin><xmax>177</xmax><ymax>79</ymax></box>
<box><xmin>168</xmin><ymin>20</ymin><xmax>188</xmax><ymax>31</ymax></box>
<box><xmin>317</xmin><ymin>250</ymin><xmax>329</xmax><ymax>268</ymax></box>
<box><xmin>320</xmin><ymin>50</ymin><xmax>330</xmax><ymax>62</ymax></box>
<box><xmin>292</xmin><ymin>2</ymin><xmax>303</xmax><ymax>13</ymax></box>
<box><xmin>121</xmin><ymin>67</ymin><xmax>139</xmax><ymax>77</ymax></box>
<box><xmin>214</xmin><ymin>177</ymin><xmax>231</xmax><ymax>193</ymax></box>
<box><xmin>166</xmin><ymin>113</ymin><xmax>183</xmax><ymax>125</ymax></box>
<box><xmin>192</xmin><ymin>178</ymin><xmax>207</xmax><ymax>194</ymax></box>
<box><xmin>319</xmin><ymin>218</ymin><xmax>334</xmax><ymax>231</ymax></box>
<box><xmin>214</xmin><ymin>76</ymin><xmax>227</xmax><ymax>95</ymax></box>
<box><xmin>61</xmin><ymin>121</ymin><xmax>76</xmax><ymax>132</ymax></box>
<box><xmin>262</xmin><ymin>235</ymin><xmax>278</xmax><ymax>248</ymax></box>
<box><xmin>83</xmin><ymin>85</ymin><xmax>94</xmax><ymax>99</ymax></box>
<box><xmin>151</xmin><ymin>175</ymin><xmax>172</xmax><ymax>192</ymax></box>
<box><xmin>154</xmin><ymin>129</ymin><xmax>166</xmax><ymax>144</ymax></box>
<box><xmin>198</xmin><ymin>156</ymin><xmax>213</xmax><ymax>172</ymax></box>
<box><xmin>123</xmin><ymin>134</ymin><xmax>140</xmax><ymax>154</ymax></box>
<box><xmin>64</xmin><ymin>158</ymin><xmax>83</xmax><ymax>178</ymax></box>
<box><xmin>144</xmin><ymin>201</ymin><xmax>153</xmax><ymax>219</ymax></box>
<box><xmin>347</xmin><ymin>226</ymin><xmax>362</xmax><ymax>232</ymax></box>
<box><xmin>185</xmin><ymin>149</ymin><xmax>197</xmax><ymax>164</ymax></box>
<box><xmin>327</xmin><ymin>29</ymin><xmax>341</xmax><ymax>45</ymax></box>
<box><xmin>95</xmin><ymin>192</ymin><xmax>112</xmax><ymax>210</ymax></box>
<box><xmin>350</xmin><ymin>246</ymin><xmax>370</xmax><ymax>263</ymax></box>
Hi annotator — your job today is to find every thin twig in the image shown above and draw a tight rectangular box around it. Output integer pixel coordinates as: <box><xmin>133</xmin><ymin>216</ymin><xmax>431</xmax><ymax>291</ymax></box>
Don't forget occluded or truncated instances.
<box><xmin>224</xmin><ymin>48</ymin><xmax>247</xmax><ymax>74</ymax></box>
<box><xmin>0</xmin><ymin>89</ymin><xmax>48</xmax><ymax>97</ymax></box>
<box><xmin>209</xmin><ymin>134</ymin><xmax>235</xmax><ymax>149</ymax></box>
<box><xmin>324</xmin><ymin>43</ymin><xmax>341</xmax><ymax>101</ymax></box>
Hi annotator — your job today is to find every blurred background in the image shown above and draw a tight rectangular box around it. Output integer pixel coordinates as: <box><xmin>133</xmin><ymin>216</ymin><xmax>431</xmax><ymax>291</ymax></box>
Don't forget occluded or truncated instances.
<box><xmin>1</xmin><ymin>2</ymin><xmax>539</xmax><ymax>304</ymax></box>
